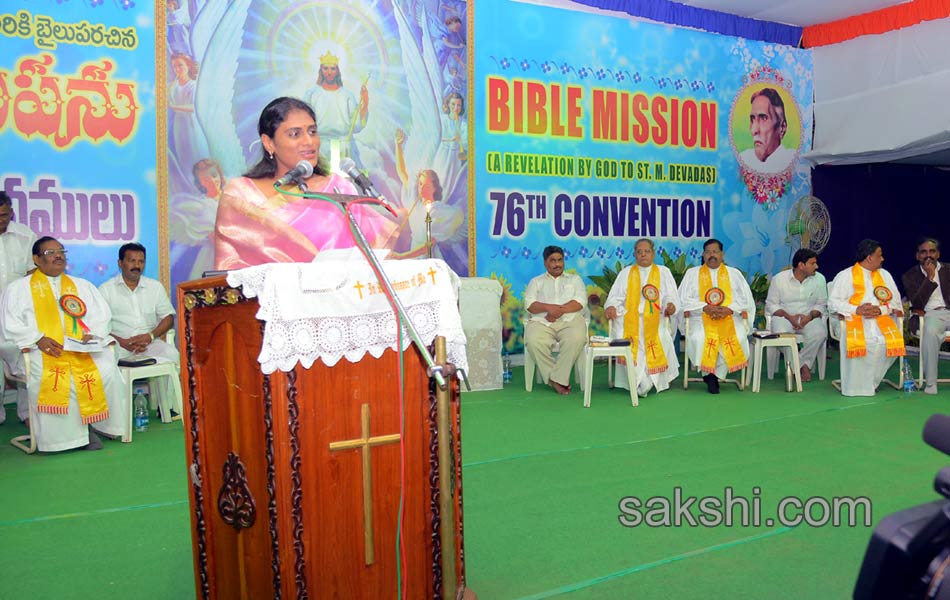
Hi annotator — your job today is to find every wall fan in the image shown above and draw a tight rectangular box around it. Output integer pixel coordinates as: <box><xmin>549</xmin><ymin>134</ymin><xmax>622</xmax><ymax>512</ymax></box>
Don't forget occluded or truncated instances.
<box><xmin>787</xmin><ymin>195</ymin><xmax>831</xmax><ymax>253</ymax></box>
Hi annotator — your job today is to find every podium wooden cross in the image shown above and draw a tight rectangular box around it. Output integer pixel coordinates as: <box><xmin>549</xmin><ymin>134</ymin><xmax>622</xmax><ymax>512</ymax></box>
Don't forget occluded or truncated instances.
<box><xmin>177</xmin><ymin>273</ymin><xmax>470</xmax><ymax>599</ymax></box>
<box><xmin>327</xmin><ymin>403</ymin><xmax>401</xmax><ymax>566</ymax></box>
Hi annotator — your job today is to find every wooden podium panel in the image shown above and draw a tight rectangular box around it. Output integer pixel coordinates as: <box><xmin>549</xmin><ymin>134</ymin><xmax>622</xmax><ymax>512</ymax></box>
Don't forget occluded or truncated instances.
<box><xmin>178</xmin><ymin>276</ymin><xmax>467</xmax><ymax>599</ymax></box>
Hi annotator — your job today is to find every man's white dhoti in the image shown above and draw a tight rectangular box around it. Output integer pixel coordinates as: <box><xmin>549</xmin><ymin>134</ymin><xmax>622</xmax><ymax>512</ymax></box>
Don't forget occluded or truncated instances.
<box><xmin>836</xmin><ymin>317</ymin><xmax>899</xmax><ymax>396</ymax></box>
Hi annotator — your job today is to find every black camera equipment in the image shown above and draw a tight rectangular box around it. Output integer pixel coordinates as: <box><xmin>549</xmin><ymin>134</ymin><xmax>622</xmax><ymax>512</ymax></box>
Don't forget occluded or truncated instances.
<box><xmin>853</xmin><ymin>414</ymin><xmax>950</xmax><ymax>600</ymax></box>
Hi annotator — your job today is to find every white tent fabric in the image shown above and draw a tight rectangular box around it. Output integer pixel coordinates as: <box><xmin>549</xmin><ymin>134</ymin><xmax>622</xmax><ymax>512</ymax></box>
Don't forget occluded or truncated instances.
<box><xmin>806</xmin><ymin>17</ymin><xmax>950</xmax><ymax>165</ymax></box>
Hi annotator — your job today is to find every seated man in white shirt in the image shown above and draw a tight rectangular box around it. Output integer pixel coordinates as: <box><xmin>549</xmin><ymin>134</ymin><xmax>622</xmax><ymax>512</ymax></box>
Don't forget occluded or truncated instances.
<box><xmin>523</xmin><ymin>245</ymin><xmax>587</xmax><ymax>395</ymax></box>
<box><xmin>0</xmin><ymin>237</ymin><xmax>128</xmax><ymax>451</ymax></box>
<box><xmin>765</xmin><ymin>248</ymin><xmax>827</xmax><ymax>382</ymax></box>
<box><xmin>0</xmin><ymin>191</ymin><xmax>37</xmax><ymax>426</ymax></box>
<box><xmin>828</xmin><ymin>239</ymin><xmax>904</xmax><ymax>397</ymax></box>
<box><xmin>604</xmin><ymin>238</ymin><xmax>680</xmax><ymax>397</ymax></box>
<box><xmin>98</xmin><ymin>243</ymin><xmax>178</xmax><ymax>415</ymax></box>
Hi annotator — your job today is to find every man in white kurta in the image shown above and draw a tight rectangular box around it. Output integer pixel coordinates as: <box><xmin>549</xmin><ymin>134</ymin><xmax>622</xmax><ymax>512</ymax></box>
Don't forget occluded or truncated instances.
<box><xmin>524</xmin><ymin>245</ymin><xmax>588</xmax><ymax>395</ymax></box>
<box><xmin>0</xmin><ymin>237</ymin><xmax>128</xmax><ymax>452</ymax></box>
<box><xmin>98</xmin><ymin>243</ymin><xmax>178</xmax><ymax>366</ymax></box>
<box><xmin>828</xmin><ymin>239</ymin><xmax>904</xmax><ymax>397</ymax></box>
<box><xmin>766</xmin><ymin>248</ymin><xmax>828</xmax><ymax>382</ymax></box>
<box><xmin>0</xmin><ymin>191</ymin><xmax>36</xmax><ymax>425</ymax></box>
<box><xmin>678</xmin><ymin>239</ymin><xmax>754</xmax><ymax>393</ymax></box>
<box><xmin>605</xmin><ymin>239</ymin><xmax>680</xmax><ymax>397</ymax></box>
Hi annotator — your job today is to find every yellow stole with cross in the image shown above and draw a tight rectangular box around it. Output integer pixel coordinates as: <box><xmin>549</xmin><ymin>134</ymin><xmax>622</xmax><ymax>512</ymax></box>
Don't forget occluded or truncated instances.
<box><xmin>845</xmin><ymin>264</ymin><xmax>906</xmax><ymax>358</ymax></box>
<box><xmin>698</xmin><ymin>265</ymin><xmax>747</xmax><ymax>374</ymax></box>
<box><xmin>622</xmin><ymin>265</ymin><xmax>668</xmax><ymax>374</ymax></box>
<box><xmin>30</xmin><ymin>271</ymin><xmax>109</xmax><ymax>424</ymax></box>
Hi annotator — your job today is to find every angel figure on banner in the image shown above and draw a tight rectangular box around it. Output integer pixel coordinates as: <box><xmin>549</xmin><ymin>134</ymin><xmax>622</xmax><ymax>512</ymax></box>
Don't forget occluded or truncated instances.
<box><xmin>168</xmin><ymin>53</ymin><xmax>211</xmax><ymax>189</ymax></box>
<box><xmin>386</xmin><ymin>0</ymin><xmax>468</xmax><ymax>273</ymax></box>
<box><xmin>389</xmin><ymin>129</ymin><xmax>465</xmax><ymax>263</ymax></box>
<box><xmin>170</xmin><ymin>158</ymin><xmax>225</xmax><ymax>283</ymax></box>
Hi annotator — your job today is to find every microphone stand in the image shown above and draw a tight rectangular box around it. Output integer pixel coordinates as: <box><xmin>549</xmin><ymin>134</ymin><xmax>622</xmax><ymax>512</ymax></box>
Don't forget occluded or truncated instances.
<box><xmin>274</xmin><ymin>180</ymin><xmax>469</xmax><ymax>599</ymax></box>
<box><xmin>274</xmin><ymin>181</ymin><xmax>451</xmax><ymax>389</ymax></box>
<box><xmin>425</xmin><ymin>202</ymin><xmax>434</xmax><ymax>259</ymax></box>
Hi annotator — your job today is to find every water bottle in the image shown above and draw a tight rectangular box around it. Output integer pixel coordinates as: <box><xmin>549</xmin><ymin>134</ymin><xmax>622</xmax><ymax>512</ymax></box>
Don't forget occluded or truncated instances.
<box><xmin>502</xmin><ymin>351</ymin><xmax>512</xmax><ymax>384</ymax></box>
<box><xmin>902</xmin><ymin>359</ymin><xmax>916</xmax><ymax>394</ymax></box>
<box><xmin>134</xmin><ymin>391</ymin><xmax>149</xmax><ymax>432</ymax></box>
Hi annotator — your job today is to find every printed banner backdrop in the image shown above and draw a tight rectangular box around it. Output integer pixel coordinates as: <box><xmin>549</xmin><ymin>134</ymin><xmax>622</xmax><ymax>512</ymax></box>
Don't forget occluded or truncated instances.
<box><xmin>475</xmin><ymin>0</ymin><xmax>815</xmax><ymax>350</ymax></box>
<box><xmin>0</xmin><ymin>1</ymin><xmax>157</xmax><ymax>286</ymax></box>
<box><xmin>165</xmin><ymin>0</ymin><xmax>470</xmax><ymax>290</ymax></box>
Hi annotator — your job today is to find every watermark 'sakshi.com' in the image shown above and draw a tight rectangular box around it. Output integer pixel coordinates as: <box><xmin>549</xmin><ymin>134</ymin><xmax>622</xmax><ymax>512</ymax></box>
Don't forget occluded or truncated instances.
<box><xmin>617</xmin><ymin>487</ymin><xmax>872</xmax><ymax>528</ymax></box>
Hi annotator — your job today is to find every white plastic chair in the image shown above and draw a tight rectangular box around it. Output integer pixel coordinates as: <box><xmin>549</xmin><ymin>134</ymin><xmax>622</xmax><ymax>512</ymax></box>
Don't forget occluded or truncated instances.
<box><xmin>583</xmin><ymin>344</ymin><xmax>637</xmax><ymax>408</ymax></box>
<box><xmin>118</xmin><ymin>330</ymin><xmax>183</xmax><ymax>443</ymax></box>
<box><xmin>681</xmin><ymin>310</ymin><xmax>747</xmax><ymax>390</ymax></box>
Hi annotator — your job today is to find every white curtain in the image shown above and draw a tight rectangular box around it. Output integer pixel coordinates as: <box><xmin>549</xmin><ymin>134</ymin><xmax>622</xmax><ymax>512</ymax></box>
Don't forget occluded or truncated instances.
<box><xmin>806</xmin><ymin>17</ymin><xmax>950</xmax><ymax>165</ymax></box>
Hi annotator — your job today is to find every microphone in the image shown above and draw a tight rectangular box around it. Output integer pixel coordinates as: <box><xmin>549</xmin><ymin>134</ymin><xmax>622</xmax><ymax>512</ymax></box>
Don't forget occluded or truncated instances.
<box><xmin>275</xmin><ymin>160</ymin><xmax>314</xmax><ymax>187</ymax></box>
<box><xmin>340</xmin><ymin>158</ymin><xmax>389</xmax><ymax>207</ymax></box>
<box><xmin>923</xmin><ymin>414</ymin><xmax>950</xmax><ymax>456</ymax></box>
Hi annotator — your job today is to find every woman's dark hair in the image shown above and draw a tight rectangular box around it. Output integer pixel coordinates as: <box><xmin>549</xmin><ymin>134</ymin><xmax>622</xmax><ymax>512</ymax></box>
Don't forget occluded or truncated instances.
<box><xmin>244</xmin><ymin>97</ymin><xmax>329</xmax><ymax>179</ymax></box>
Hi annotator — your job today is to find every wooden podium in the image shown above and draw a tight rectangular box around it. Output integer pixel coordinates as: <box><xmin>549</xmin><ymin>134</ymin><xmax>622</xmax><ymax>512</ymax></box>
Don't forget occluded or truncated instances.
<box><xmin>177</xmin><ymin>275</ymin><xmax>469</xmax><ymax>599</ymax></box>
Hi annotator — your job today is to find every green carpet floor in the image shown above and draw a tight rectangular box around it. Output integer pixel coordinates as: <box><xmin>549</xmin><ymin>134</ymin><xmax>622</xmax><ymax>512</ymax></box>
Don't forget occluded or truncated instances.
<box><xmin>1</xmin><ymin>352</ymin><xmax>948</xmax><ymax>599</ymax></box>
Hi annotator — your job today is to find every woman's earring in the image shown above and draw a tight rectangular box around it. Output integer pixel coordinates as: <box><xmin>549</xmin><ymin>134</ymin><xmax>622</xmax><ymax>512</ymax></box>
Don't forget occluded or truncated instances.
<box><xmin>268</xmin><ymin>152</ymin><xmax>274</xmax><ymax>160</ymax></box>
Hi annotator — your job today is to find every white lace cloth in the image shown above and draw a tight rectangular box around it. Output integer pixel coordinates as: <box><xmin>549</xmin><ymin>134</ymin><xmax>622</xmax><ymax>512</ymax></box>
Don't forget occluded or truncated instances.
<box><xmin>226</xmin><ymin>255</ymin><xmax>467</xmax><ymax>374</ymax></box>
<box><xmin>459</xmin><ymin>277</ymin><xmax>503</xmax><ymax>391</ymax></box>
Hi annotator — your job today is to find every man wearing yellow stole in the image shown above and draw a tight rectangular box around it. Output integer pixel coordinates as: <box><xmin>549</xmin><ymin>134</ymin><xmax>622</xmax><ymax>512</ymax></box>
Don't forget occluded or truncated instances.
<box><xmin>678</xmin><ymin>239</ymin><xmax>755</xmax><ymax>394</ymax></box>
<box><xmin>605</xmin><ymin>239</ymin><xmax>680</xmax><ymax>397</ymax></box>
<box><xmin>0</xmin><ymin>237</ymin><xmax>128</xmax><ymax>452</ymax></box>
<box><xmin>828</xmin><ymin>239</ymin><xmax>905</xmax><ymax>397</ymax></box>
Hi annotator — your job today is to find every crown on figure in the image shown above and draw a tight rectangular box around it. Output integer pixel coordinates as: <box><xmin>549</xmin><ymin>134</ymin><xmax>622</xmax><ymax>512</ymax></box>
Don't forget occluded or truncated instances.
<box><xmin>320</xmin><ymin>51</ymin><xmax>339</xmax><ymax>67</ymax></box>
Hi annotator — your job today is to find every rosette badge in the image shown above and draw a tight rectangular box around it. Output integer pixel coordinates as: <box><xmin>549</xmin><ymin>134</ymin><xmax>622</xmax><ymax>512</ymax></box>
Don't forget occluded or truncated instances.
<box><xmin>642</xmin><ymin>284</ymin><xmax>661</xmax><ymax>312</ymax></box>
<box><xmin>872</xmin><ymin>286</ymin><xmax>893</xmax><ymax>304</ymax></box>
<box><xmin>60</xmin><ymin>294</ymin><xmax>91</xmax><ymax>335</ymax></box>
<box><xmin>705</xmin><ymin>287</ymin><xmax>725</xmax><ymax>306</ymax></box>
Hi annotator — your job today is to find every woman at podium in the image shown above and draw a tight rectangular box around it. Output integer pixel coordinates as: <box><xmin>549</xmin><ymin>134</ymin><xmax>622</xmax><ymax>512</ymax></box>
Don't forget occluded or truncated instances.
<box><xmin>213</xmin><ymin>96</ymin><xmax>394</xmax><ymax>269</ymax></box>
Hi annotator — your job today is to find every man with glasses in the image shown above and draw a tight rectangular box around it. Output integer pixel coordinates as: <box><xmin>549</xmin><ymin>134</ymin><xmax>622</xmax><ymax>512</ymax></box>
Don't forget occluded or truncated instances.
<box><xmin>0</xmin><ymin>237</ymin><xmax>128</xmax><ymax>451</ymax></box>
<box><xmin>0</xmin><ymin>191</ymin><xmax>36</xmax><ymax>426</ymax></box>
<box><xmin>604</xmin><ymin>238</ymin><xmax>680</xmax><ymax>397</ymax></box>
